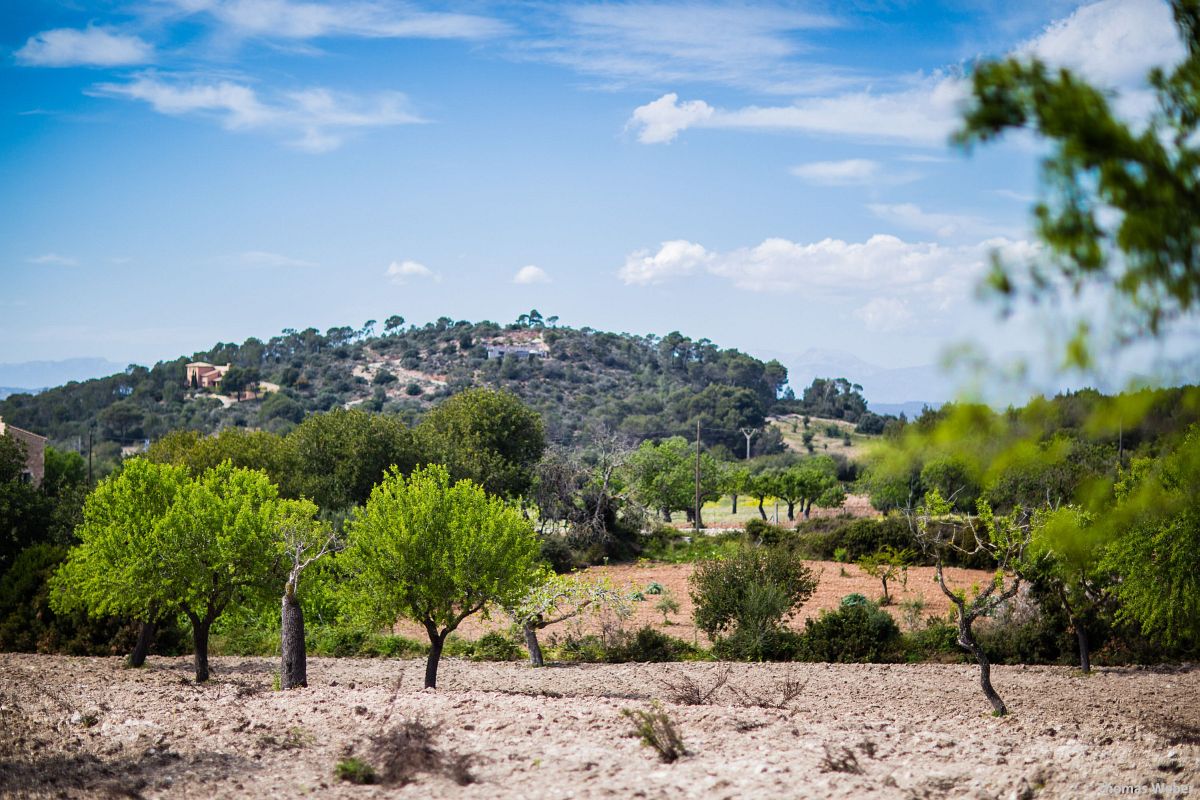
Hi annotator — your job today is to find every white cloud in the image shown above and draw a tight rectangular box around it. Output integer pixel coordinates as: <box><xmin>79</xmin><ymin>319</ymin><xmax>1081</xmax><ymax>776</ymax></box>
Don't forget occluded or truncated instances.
<box><xmin>619</xmin><ymin>234</ymin><xmax>1041</xmax><ymax>318</ymax></box>
<box><xmin>1020</xmin><ymin>0</ymin><xmax>1183</xmax><ymax>94</ymax></box>
<box><xmin>91</xmin><ymin>74</ymin><xmax>423</xmax><ymax>152</ymax></box>
<box><xmin>385</xmin><ymin>259</ymin><xmax>436</xmax><ymax>285</ymax></box>
<box><xmin>28</xmin><ymin>253</ymin><xmax>79</xmax><ymax>267</ymax></box>
<box><xmin>15</xmin><ymin>27</ymin><xmax>153</xmax><ymax>68</ymax></box>
<box><xmin>867</xmin><ymin>203</ymin><xmax>1020</xmax><ymax>240</ymax></box>
<box><xmin>789</xmin><ymin>159</ymin><xmax>880</xmax><ymax>185</ymax></box>
<box><xmin>627</xmin><ymin>74</ymin><xmax>966</xmax><ymax>146</ymax></box>
<box><xmin>513</xmin><ymin>265</ymin><xmax>550</xmax><ymax>285</ymax></box>
<box><xmin>993</xmin><ymin>189</ymin><xmax>1035</xmax><ymax>204</ymax></box>
<box><xmin>618</xmin><ymin>239</ymin><xmax>712</xmax><ymax>285</ymax></box>
<box><xmin>518</xmin><ymin>3</ymin><xmax>846</xmax><ymax>94</ymax></box>
<box><xmin>237</xmin><ymin>250</ymin><xmax>316</xmax><ymax>268</ymax></box>
<box><xmin>854</xmin><ymin>297</ymin><xmax>914</xmax><ymax>333</ymax></box>
<box><xmin>165</xmin><ymin>0</ymin><xmax>505</xmax><ymax>41</ymax></box>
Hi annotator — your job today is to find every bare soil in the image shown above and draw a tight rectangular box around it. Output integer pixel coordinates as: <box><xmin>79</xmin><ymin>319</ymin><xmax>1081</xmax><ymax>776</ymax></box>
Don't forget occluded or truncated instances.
<box><xmin>1</xmin><ymin>654</ymin><xmax>1195</xmax><ymax>799</ymax></box>
<box><xmin>392</xmin><ymin>560</ymin><xmax>996</xmax><ymax>644</ymax></box>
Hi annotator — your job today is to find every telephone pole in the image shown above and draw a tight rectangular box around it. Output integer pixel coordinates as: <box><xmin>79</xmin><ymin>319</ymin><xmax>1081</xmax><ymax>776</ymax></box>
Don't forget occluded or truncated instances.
<box><xmin>694</xmin><ymin>418</ymin><xmax>702</xmax><ymax>533</ymax></box>
<box><xmin>87</xmin><ymin>425</ymin><xmax>94</xmax><ymax>486</ymax></box>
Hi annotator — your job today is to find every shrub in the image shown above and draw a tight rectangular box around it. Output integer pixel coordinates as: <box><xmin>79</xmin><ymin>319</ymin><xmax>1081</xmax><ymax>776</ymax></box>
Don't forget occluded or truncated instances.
<box><xmin>470</xmin><ymin>631</ymin><xmax>522</xmax><ymax>662</ymax></box>
<box><xmin>607</xmin><ymin>626</ymin><xmax>700</xmax><ymax>663</ymax></box>
<box><xmin>901</xmin><ymin>618</ymin><xmax>962</xmax><ymax>663</ymax></box>
<box><xmin>690</xmin><ymin>545</ymin><xmax>817</xmax><ymax>661</ymax></box>
<box><xmin>796</xmin><ymin>598</ymin><xmax>902</xmax><ymax>663</ymax></box>
<box><xmin>744</xmin><ymin>518</ymin><xmax>791</xmax><ymax>545</ymax></box>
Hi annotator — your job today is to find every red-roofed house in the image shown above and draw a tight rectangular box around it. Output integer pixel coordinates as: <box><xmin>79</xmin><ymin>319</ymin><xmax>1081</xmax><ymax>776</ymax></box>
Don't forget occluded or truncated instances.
<box><xmin>185</xmin><ymin>362</ymin><xmax>230</xmax><ymax>389</ymax></box>
<box><xmin>0</xmin><ymin>416</ymin><xmax>46</xmax><ymax>487</ymax></box>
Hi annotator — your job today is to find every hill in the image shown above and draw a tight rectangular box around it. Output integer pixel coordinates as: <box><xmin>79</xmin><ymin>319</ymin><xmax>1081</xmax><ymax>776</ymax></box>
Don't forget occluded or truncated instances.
<box><xmin>0</xmin><ymin>316</ymin><xmax>833</xmax><ymax>463</ymax></box>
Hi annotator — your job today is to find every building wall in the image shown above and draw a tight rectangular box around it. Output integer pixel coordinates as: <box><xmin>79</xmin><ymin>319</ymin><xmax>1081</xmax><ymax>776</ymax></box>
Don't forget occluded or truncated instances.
<box><xmin>0</xmin><ymin>421</ymin><xmax>46</xmax><ymax>488</ymax></box>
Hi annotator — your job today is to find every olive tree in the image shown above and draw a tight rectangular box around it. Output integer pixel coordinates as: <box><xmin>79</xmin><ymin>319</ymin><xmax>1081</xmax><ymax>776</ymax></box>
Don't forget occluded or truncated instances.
<box><xmin>342</xmin><ymin>464</ymin><xmax>541</xmax><ymax>688</ymax></box>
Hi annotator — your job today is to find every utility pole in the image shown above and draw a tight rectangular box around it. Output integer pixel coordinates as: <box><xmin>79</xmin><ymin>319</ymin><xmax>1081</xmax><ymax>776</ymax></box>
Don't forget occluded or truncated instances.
<box><xmin>739</xmin><ymin>427</ymin><xmax>758</xmax><ymax>460</ymax></box>
<box><xmin>87</xmin><ymin>425</ymin><xmax>94</xmax><ymax>486</ymax></box>
<box><xmin>694</xmin><ymin>418</ymin><xmax>702</xmax><ymax>533</ymax></box>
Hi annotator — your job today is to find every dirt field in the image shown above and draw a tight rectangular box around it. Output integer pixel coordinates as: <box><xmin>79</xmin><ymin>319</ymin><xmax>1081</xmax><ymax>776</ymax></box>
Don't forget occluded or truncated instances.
<box><xmin>392</xmin><ymin>560</ymin><xmax>997</xmax><ymax>645</ymax></box>
<box><xmin>1</xmin><ymin>654</ymin><xmax>1195</xmax><ymax>799</ymax></box>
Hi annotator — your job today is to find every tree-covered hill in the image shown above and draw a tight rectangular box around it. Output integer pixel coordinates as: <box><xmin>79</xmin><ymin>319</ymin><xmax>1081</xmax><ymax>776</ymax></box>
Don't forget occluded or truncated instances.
<box><xmin>0</xmin><ymin>314</ymin><xmax>808</xmax><ymax>466</ymax></box>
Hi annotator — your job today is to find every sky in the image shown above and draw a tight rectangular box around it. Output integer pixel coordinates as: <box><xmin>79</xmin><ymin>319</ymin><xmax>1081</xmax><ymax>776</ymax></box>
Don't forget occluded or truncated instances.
<box><xmin>0</xmin><ymin>0</ymin><xmax>1190</xmax><ymax>399</ymax></box>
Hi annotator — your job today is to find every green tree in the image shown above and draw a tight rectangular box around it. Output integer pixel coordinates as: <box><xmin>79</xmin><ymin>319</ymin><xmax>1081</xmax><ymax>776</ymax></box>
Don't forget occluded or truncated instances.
<box><xmin>278</xmin><ymin>498</ymin><xmax>336</xmax><ymax>689</ymax></box>
<box><xmin>342</xmin><ymin>465</ymin><xmax>541</xmax><ymax>688</ymax></box>
<box><xmin>49</xmin><ymin>459</ymin><xmax>187</xmax><ymax>666</ymax></box>
<box><xmin>505</xmin><ymin>572</ymin><xmax>629</xmax><ymax>666</ymax></box>
<box><xmin>1100</xmin><ymin>428</ymin><xmax>1200</xmax><ymax>648</ymax></box>
<box><xmin>417</xmin><ymin>388</ymin><xmax>545</xmax><ymax>499</ymax></box>
<box><xmin>856</xmin><ymin>545</ymin><xmax>914</xmax><ymax>605</ymax></box>
<box><xmin>98</xmin><ymin>400</ymin><xmax>143</xmax><ymax>442</ymax></box>
<box><xmin>284</xmin><ymin>408</ymin><xmax>419</xmax><ymax>511</ymax></box>
<box><xmin>721</xmin><ymin>464</ymin><xmax>751</xmax><ymax>514</ymax></box>
<box><xmin>624</xmin><ymin>437</ymin><xmax>721</xmax><ymax>526</ymax></box>
<box><xmin>956</xmin><ymin>0</ymin><xmax>1200</xmax><ymax>349</ymax></box>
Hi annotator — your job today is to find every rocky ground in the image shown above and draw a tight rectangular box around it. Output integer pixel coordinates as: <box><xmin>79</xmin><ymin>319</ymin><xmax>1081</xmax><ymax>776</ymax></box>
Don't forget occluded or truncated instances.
<box><xmin>1</xmin><ymin>654</ymin><xmax>1196</xmax><ymax>799</ymax></box>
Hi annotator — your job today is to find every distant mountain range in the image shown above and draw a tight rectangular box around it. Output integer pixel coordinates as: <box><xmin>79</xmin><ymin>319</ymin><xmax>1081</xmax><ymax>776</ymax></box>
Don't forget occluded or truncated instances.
<box><xmin>0</xmin><ymin>358</ymin><xmax>128</xmax><ymax>397</ymax></box>
<box><xmin>765</xmin><ymin>347</ymin><xmax>954</xmax><ymax>410</ymax></box>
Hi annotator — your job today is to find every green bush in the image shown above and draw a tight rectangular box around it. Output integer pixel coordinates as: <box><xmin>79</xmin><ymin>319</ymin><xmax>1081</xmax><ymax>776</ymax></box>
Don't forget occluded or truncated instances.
<box><xmin>470</xmin><ymin>631</ymin><xmax>522</xmax><ymax>662</ymax></box>
<box><xmin>743</xmin><ymin>518</ymin><xmax>791</xmax><ymax>546</ymax></box>
<box><xmin>0</xmin><ymin>544</ymin><xmax>186</xmax><ymax>656</ymax></box>
<box><xmin>605</xmin><ymin>626</ymin><xmax>702</xmax><ymax>663</ymax></box>
<box><xmin>793</xmin><ymin>515</ymin><xmax>994</xmax><ymax>569</ymax></box>
<box><xmin>900</xmin><ymin>618</ymin><xmax>962</xmax><ymax>663</ymax></box>
<box><xmin>796</xmin><ymin>599</ymin><xmax>902</xmax><ymax>663</ymax></box>
<box><xmin>690</xmin><ymin>545</ymin><xmax>817</xmax><ymax>661</ymax></box>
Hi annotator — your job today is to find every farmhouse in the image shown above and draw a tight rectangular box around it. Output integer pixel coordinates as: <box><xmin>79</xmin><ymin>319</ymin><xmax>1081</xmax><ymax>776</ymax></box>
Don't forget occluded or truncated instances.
<box><xmin>486</xmin><ymin>344</ymin><xmax>549</xmax><ymax>360</ymax></box>
<box><xmin>185</xmin><ymin>362</ymin><xmax>230</xmax><ymax>389</ymax></box>
<box><xmin>0</xmin><ymin>416</ymin><xmax>47</xmax><ymax>487</ymax></box>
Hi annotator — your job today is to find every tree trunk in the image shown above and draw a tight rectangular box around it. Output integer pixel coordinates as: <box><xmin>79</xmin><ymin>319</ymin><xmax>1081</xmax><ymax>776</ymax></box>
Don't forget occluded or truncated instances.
<box><xmin>1075</xmin><ymin>620</ymin><xmax>1091</xmax><ymax>674</ymax></box>
<box><xmin>661</xmin><ymin>509</ymin><xmax>672</xmax><ymax>523</ymax></box>
<box><xmin>880</xmin><ymin>577</ymin><xmax>890</xmax><ymax>605</ymax></box>
<box><xmin>803</xmin><ymin>500</ymin><xmax>813</xmax><ymax>519</ymax></box>
<box><xmin>958</xmin><ymin>616</ymin><xmax>1006</xmax><ymax>716</ymax></box>
<box><xmin>685</xmin><ymin>508</ymin><xmax>694</xmax><ymax>524</ymax></box>
<box><xmin>523</xmin><ymin>622</ymin><xmax>544</xmax><ymax>667</ymax></box>
<box><xmin>281</xmin><ymin>588</ymin><xmax>307</xmax><ymax>689</ymax></box>
<box><xmin>786</xmin><ymin>501</ymin><xmax>795</xmax><ymax>521</ymax></box>
<box><xmin>128</xmin><ymin>619</ymin><xmax>157</xmax><ymax>668</ymax></box>
<box><xmin>695</xmin><ymin>506</ymin><xmax>704</xmax><ymax>529</ymax></box>
<box><xmin>731</xmin><ymin>494</ymin><xmax>738</xmax><ymax>514</ymax></box>
<box><xmin>757</xmin><ymin>498</ymin><xmax>767</xmax><ymax>520</ymax></box>
<box><xmin>424</xmin><ymin>627</ymin><xmax>446</xmax><ymax>689</ymax></box>
<box><xmin>189</xmin><ymin>614</ymin><xmax>212</xmax><ymax>683</ymax></box>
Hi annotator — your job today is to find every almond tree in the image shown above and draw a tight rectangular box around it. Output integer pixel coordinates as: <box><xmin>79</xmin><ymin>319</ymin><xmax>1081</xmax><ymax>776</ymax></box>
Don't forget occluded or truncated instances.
<box><xmin>506</xmin><ymin>572</ymin><xmax>630</xmax><ymax>666</ymax></box>
<box><xmin>342</xmin><ymin>465</ymin><xmax>541</xmax><ymax>688</ymax></box>
<box><xmin>278</xmin><ymin>498</ymin><xmax>337</xmax><ymax>689</ymax></box>
<box><xmin>911</xmin><ymin>490</ymin><xmax>1032</xmax><ymax>716</ymax></box>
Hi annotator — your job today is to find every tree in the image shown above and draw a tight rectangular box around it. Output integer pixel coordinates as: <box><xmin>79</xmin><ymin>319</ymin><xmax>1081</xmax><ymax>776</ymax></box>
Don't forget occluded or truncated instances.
<box><xmin>624</xmin><ymin>437</ymin><xmax>721</xmax><ymax>525</ymax></box>
<box><xmin>956</xmin><ymin>0</ymin><xmax>1200</xmax><ymax>350</ymax></box>
<box><xmin>1029</xmin><ymin>506</ymin><xmax>1108</xmax><ymax>673</ymax></box>
<box><xmin>856</xmin><ymin>545</ymin><xmax>914</xmax><ymax>605</ymax></box>
<box><xmin>278</xmin><ymin>498</ymin><xmax>336</xmax><ymax>689</ymax></box>
<box><xmin>506</xmin><ymin>572</ymin><xmax>629</xmax><ymax>667</ymax></box>
<box><xmin>284</xmin><ymin>409</ymin><xmax>419</xmax><ymax>511</ymax></box>
<box><xmin>98</xmin><ymin>400</ymin><xmax>143</xmax><ymax>442</ymax></box>
<box><xmin>1100</xmin><ymin>427</ymin><xmax>1200</xmax><ymax>648</ymax></box>
<box><xmin>383</xmin><ymin>315</ymin><xmax>406</xmax><ymax>334</ymax></box>
<box><xmin>417</xmin><ymin>389</ymin><xmax>545</xmax><ymax>499</ymax></box>
<box><xmin>152</xmin><ymin>463</ymin><xmax>286</xmax><ymax>682</ymax></box>
<box><xmin>721</xmin><ymin>465</ymin><xmax>750</xmax><ymax>515</ymax></box>
<box><xmin>49</xmin><ymin>459</ymin><xmax>187</xmax><ymax>668</ymax></box>
<box><xmin>342</xmin><ymin>465</ymin><xmax>541</xmax><ymax>688</ymax></box>
<box><xmin>746</xmin><ymin>469</ymin><xmax>776</xmax><ymax>521</ymax></box>
<box><xmin>911</xmin><ymin>491</ymin><xmax>1032</xmax><ymax>716</ymax></box>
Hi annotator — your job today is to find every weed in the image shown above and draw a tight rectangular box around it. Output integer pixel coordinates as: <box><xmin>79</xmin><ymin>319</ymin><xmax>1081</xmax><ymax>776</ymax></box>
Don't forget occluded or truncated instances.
<box><xmin>819</xmin><ymin>744</ymin><xmax>862</xmax><ymax>774</ymax></box>
<box><xmin>728</xmin><ymin>676</ymin><xmax>807</xmax><ymax>710</ymax></box>
<box><xmin>334</xmin><ymin>757</ymin><xmax>376</xmax><ymax>784</ymax></box>
<box><xmin>656</xmin><ymin>665</ymin><xmax>731</xmax><ymax>705</ymax></box>
<box><xmin>622</xmin><ymin>701</ymin><xmax>688</xmax><ymax>762</ymax></box>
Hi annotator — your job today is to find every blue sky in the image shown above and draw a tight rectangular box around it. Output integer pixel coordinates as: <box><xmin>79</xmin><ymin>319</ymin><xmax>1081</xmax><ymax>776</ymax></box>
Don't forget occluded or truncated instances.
<box><xmin>0</xmin><ymin>0</ymin><xmax>1188</xmax><ymax>397</ymax></box>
